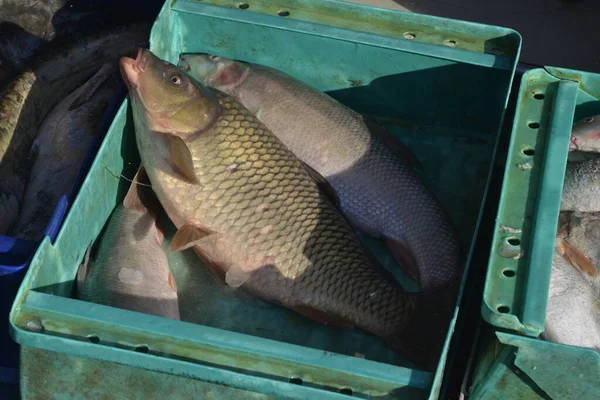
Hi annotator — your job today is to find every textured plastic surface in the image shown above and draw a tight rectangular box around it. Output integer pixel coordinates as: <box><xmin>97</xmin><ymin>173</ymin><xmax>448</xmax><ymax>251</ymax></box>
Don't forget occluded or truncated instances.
<box><xmin>471</xmin><ymin>67</ymin><xmax>600</xmax><ymax>399</ymax></box>
<box><xmin>469</xmin><ymin>330</ymin><xmax>600</xmax><ymax>399</ymax></box>
<box><xmin>10</xmin><ymin>1</ymin><xmax>520</xmax><ymax>399</ymax></box>
<box><xmin>482</xmin><ymin>67</ymin><xmax>600</xmax><ymax>336</ymax></box>
<box><xmin>20</xmin><ymin>347</ymin><xmax>279</xmax><ymax>400</ymax></box>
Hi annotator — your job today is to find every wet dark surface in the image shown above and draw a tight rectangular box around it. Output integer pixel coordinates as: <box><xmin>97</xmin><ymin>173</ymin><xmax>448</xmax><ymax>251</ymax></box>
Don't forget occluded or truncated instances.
<box><xmin>349</xmin><ymin>0</ymin><xmax>600</xmax><ymax>74</ymax></box>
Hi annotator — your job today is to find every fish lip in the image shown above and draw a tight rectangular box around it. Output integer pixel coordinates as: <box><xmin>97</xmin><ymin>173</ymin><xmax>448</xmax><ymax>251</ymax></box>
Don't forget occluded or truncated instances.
<box><xmin>135</xmin><ymin>48</ymin><xmax>148</xmax><ymax>73</ymax></box>
<box><xmin>119</xmin><ymin>48</ymin><xmax>145</xmax><ymax>90</ymax></box>
<box><xmin>119</xmin><ymin>56</ymin><xmax>137</xmax><ymax>90</ymax></box>
<box><xmin>569</xmin><ymin>136</ymin><xmax>579</xmax><ymax>151</ymax></box>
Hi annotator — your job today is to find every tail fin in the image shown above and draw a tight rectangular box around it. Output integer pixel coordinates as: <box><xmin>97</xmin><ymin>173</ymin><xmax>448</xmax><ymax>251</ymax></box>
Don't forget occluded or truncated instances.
<box><xmin>386</xmin><ymin>280</ymin><xmax>460</xmax><ymax>371</ymax></box>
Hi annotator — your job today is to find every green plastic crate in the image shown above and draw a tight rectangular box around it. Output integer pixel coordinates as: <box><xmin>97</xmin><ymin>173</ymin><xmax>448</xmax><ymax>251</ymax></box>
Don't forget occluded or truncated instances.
<box><xmin>9</xmin><ymin>1</ymin><xmax>521</xmax><ymax>398</ymax></box>
<box><xmin>472</xmin><ymin>67</ymin><xmax>600</xmax><ymax>398</ymax></box>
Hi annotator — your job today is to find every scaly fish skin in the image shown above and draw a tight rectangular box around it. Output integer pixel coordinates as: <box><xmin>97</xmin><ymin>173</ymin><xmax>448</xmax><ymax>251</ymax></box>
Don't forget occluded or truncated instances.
<box><xmin>121</xmin><ymin>49</ymin><xmax>454</xmax><ymax>370</ymax></box>
<box><xmin>77</xmin><ymin>167</ymin><xmax>180</xmax><ymax>320</ymax></box>
<box><xmin>178</xmin><ymin>54</ymin><xmax>462</xmax><ymax>293</ymax></box>
<box><xmin>561</xmin><ymin>158</ymin><xmax>600</xmax><ymax>213</ymax></box>
<box><xmin>545</xmin><ymin>211</ymin><xmax>600</xmax><ymax>353</ymax></box>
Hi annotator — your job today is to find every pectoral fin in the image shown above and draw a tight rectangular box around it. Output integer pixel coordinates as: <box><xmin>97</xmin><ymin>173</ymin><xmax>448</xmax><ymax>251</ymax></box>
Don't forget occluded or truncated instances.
<box><xmin>171</xmin><ymin>224</ymin><xmax>214</xmax><ymax>252</ymax></box>
<box><xmin>167</xmin><ymin>271</ymin><xmax>178</xmax><ymax>291</ymax></box>
<box><xmin>168</xmin><ymin>136</ymin><xmax>198</xmax><ymax>184</ymax></box>
<box><xmin>559</xmin><ymin>239</ymin><xmax>597</xmax><ymax>277</ymax></box>
<box><xmin>225</xmin><ymin>265</ymin><xmax>250</xmax><ymax>288</ymax></box>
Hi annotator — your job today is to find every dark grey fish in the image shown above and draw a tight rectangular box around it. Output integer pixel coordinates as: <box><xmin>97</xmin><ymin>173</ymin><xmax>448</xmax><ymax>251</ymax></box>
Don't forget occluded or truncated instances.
<box><xmin>178</xmin><ymin>54</ymin><xmax>462</xmax><ymax>293</ymax></box>
<box><xmin>0</xmin><ymin>22</ymin><xmax>149</xmax><ymax>235</ymax></box>
<box><xmin>120</xmin><ymin>49</ymin><xmax>455</xmax><ymax>371</ymax></box>
<box><xmin>11</xmin><ymin>63</ymin><xmax>120</xmax><ymax>242</ymax></box>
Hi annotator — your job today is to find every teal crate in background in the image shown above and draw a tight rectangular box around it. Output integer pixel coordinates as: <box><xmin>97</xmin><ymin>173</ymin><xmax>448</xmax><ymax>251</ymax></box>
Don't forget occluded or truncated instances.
<box><xmin>472</xmin><ymin>67</ymin><xmax>600</xmax><ymax>399</ymax></box>
<box><xmin>10</xmin><ymin>0</ymin><xmax>521</xmax><ymax>399</ymax></box>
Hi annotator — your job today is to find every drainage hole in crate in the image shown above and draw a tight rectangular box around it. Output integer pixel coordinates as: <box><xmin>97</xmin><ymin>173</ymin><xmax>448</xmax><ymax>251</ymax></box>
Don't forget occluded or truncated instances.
<box><xmin>87</xmin><ymin>335</ymin><xmax>100</xmax><ymax>344</ymax></box>
<box><xmin>135</xmin><ymin>345</ymin><xmax>149</xmax><ymax>353</ymax></box>
<box><xmin>238</xmin><ymin>3</ymin><xmax>249</xmax><ymax>9</ymax></box>
<box><xmin>403</xmin><ymin>32</ymin><xmax>416</xmax><ymax>40</ymax></box>
<box><xmin>507</xmin><ymin>237</ymin><xmax>521</xmax><ymax>246</ymax></box>
<box><xmin>522</xmin><ymin>147</ymin><xmax>535</xmax><ymax>156</ymax></box>
<box><xmin>339</xmin><ymin>387</ymin><xmax>354</xmax><ymax>396</ymax></box>
<box><xmin>278</xmin><ymin>10</ymin><xmax>290</xmax><ymax>17</ymax></box>
<box><xmin>533</xmin><ymin>93</ymin><xmax>545</xmax><ymax>100</ymax></box>
<box><xmin>503</xmin><ymin>269</ymin><xmax>516</xmax><ymax>278</ymax></box>
<box><xmin>289</xmin><ymin>377</ymin><xmax>303</xmax><ymax>385</ymax></box>
<box><xmin>528</xmin><ymin>122</ymin><xmax>540</xmax><ymax>129</ymax></box>
<box><xmin>497</xmin><ymin>305</ymin><xmax>511</xmax><ymax>314</ymax></box>
<box><xmin>444</xmin><ymin>40</ymin><xmax>456</xmax><ymax>47</ymax></box>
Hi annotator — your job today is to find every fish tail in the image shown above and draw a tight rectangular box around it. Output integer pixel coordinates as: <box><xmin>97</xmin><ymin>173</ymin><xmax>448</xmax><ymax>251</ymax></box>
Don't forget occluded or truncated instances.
<box><xmin>388</xmin><ymin>280</ymin><xmax>460</xmax><ymax>371</ymax></box>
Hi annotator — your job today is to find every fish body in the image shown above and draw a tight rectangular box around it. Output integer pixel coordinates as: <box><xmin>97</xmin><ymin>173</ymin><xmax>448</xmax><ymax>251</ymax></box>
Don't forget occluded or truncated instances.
<box><xmin>545</xmin><ymin>253</ymin><xmax>600</xmax><ymax>353</ymax></box>
<box><xmin>177</xmin><ymin>54</ymin><xmax>461</xmax><ymax>292</ymax></box>
<box><xmin>11</xmin><ymin>63</ymin><xmax>120</xmax><ymax>242</ymax></box>
<box><xmin>569</xmin><ymin>115</ymin><xmax>600</xmax><ymax>153</ymax></box>
<box><xmin>77</xmin><ymin>167</ymin><xmax>180</xmax><ymax>320</ymax></box>
<box><xmin>545</xmin><ymin>212</ymin><xmax>600</xmax><ymax>353</ymax></box>
<box><xmin>0</xmin><ymin>22</ymin><xmax>149</xmax><ymax>235</ymax></box>
<box><xmin>561</xmin><ymin>158</ymin><xmax>600</xmax><ymax>213</ymax></box>
<box><xmin>120</xmin><ymin>49</ymin><xmax>454</xmax><ymax>370</ymax></box>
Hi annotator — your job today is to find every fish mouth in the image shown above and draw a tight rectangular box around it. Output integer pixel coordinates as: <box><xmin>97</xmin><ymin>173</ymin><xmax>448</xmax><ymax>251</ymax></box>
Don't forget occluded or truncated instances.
<box><xmin>569</xmin><ymin>136</ymin><xmax>579</xmax><ymax>152</ymax></box>
<box><xmin>178</xmin><ymin>55</ymin><xmax>191</xmax><ymax>72</ymax></box>
<box><xmin>120</xmin><ymin>48</ymin><xmax>147</xmax><ymax>90</ymax></box>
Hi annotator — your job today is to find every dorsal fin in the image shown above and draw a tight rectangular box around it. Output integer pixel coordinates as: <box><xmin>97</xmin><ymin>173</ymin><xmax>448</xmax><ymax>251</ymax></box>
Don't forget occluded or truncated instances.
<box><xmin>69</xmin><ymin>63</ymin><xmax>114</xmax><ymax>111</ymax></box>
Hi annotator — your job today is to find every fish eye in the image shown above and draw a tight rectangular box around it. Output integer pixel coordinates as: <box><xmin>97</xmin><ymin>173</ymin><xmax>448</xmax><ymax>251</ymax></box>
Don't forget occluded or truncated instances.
<box><xmin>209</xmin><ymin>55</ymin><xmax>219</xmax><ymax>60</ymax></box>
<box><xmin>585</xmin><ymin>116</ymin><xmax>595</xmax><ymax>123</ymax></box>
<box><xmin>170</xmin><ymin>75</ymin><xmax>181</xmax><ymax>85</ymax></box>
